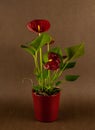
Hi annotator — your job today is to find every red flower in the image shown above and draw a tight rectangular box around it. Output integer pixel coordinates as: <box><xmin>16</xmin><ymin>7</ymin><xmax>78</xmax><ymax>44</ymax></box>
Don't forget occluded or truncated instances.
<box><xmin>48</xmin><ymin>52</ymin><xmax>61</xmax><ymax>64</ymax></box>
<box><xmin>27</xmin><ymin>19</ymin><xmax>50</xmax><ymax>33</ymax></box>
<box><xmin>44</xmin><ymin>61</ymin><xmax>60</xmax><ymax>70</ymax></box>
<box><xmin>44</xmin><ymin>52</ymin><xmax>61</xmax><ymax>70</ymax></box>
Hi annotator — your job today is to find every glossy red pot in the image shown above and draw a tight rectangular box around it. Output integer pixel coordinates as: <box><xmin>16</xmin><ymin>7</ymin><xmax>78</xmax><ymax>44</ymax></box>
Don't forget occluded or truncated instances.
<box><xmin>32</xmin><ymin>91</ymin><xmax>60</xmax><ymax>122</ymax></box>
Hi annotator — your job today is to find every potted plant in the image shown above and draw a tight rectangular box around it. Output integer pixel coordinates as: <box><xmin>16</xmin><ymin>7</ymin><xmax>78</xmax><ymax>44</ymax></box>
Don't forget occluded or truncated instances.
<box><xmin>21</xmin><ymin>19</ymin><xmax>84</xmax><ymax>122</ymax></box>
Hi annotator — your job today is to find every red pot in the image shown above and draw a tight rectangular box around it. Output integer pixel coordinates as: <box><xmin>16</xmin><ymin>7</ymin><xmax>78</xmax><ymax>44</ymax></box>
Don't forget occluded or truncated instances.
<box><xmin>32</xmin><ymin>91</ymin><xmax>60</xmax><ymax>122</ymax></box>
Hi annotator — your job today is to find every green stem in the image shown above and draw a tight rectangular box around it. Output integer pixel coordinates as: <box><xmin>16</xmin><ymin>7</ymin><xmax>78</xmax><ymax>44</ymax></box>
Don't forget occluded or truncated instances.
<box><xmin>51</xmin><ymin>70</ymin><xmax>59</xmax><ymax>85</ymax></box>
<box><xmin>52</xmin><ymin>62</ymin><xmax>69</xmax><ymax>83</ymax></box>
<box><xmin>40</xmin><ymin>48</ymin><xmax>43</xmax><ymax>89</ymax></box>
<box><xmin>58</xmin><ymin>62</ymin><xmax>69</xmax><ymax>77</ymax></box>
<box><xmin>38</xmin><ymin>33</ymin><xmax>43</xmax><ymax>89</ymax></box>
<box><xmin>34</xmin><ymin>52</ymin><xmax>41</xmax><ymax>85</ymax></box>
<box><xmin>40</xmin><ymin>48</ymin><xmax>43</xmax><ymax>72</ymax></box>
<box><xmin>47</xmin><ymin>43</ymin><xmax>50</xmax><ymax>52</ymax></box>
<box><xmin>34</xmin><ymin>52</ymin><xmax>38</xmax><ymax>70</ymax></box>
<box><xmin>47</xmin><ymin>43</ymin><xmax>51</xmax><ymax>87</ymax></box>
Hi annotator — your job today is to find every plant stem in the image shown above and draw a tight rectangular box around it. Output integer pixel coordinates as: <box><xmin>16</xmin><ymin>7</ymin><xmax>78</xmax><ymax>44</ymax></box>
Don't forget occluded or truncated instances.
<box><xmin>34</xmin><ymin>52</ymin><xmax>39</xmax><ymax>71</ymax></box>
<box><xmin>47</xmin><ymin>43</ymin><xmax>51</xmax><ymax>87</ymax></box>
<box><xmin>35</xmin><ymin>52</ymin><xmax>38</xmax><ymax>67</ymax></box>
<box><xmin>47</xmin><ymin>43</ymin><xmax>50</xmax><ymax>52</ymax></box>
<box><xmin>51</xmin><ymin>69</ymin><xmax>59</xmax><ymax>85</ymax></box>
<box><xmin>40</xmin><ymin>47</ymin><xmax>43</xmax><ymax>88</ymax></box>
<box><xmin>34</xmin><ymin>52</ymin><xmax>41</xmax><ymax>85</ymax></box>
<box><xmin>38</xmin><ymin>33</ymin><xmax>44</xmax><ymax>89</ymax></box>
<box><xmin>39</xmin><ymin>33</ymin><xmax>42</xmax><ymax>72</ymax></box>
<box><xmin>52</xmin><ymin>62</ymin><xmax>69</xmax><ymax>83</ymax></box>
<box><xmin>58</xmin><ymin>62</ymin><xmax>69</xmax><ymax>77</ymax></box>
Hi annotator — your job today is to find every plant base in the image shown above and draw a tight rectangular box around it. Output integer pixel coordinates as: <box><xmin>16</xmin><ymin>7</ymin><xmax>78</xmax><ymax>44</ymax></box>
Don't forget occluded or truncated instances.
<box><xmin>32</xmin><ymin>90</ymin><xmax>60</xmax><ymax>122</ymax></box>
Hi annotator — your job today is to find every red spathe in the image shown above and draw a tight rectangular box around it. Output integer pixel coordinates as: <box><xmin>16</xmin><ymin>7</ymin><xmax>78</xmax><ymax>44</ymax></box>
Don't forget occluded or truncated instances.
<box><xmin>27</xmin><ymin>19</ymin><xmax>50</xmax><ymax>33</ymax></box>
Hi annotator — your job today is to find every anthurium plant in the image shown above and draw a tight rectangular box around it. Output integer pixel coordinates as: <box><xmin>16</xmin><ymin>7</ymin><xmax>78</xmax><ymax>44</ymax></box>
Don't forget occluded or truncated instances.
<box><xmin>21</xmin><ymin>19</ymin><xmax>84</xmax><ymax>96</ymax></box>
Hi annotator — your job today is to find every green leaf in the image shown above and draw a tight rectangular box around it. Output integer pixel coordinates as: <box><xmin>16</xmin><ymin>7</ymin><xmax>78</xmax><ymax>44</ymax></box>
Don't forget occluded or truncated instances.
<box><xmin>64</xmin><ymin>43</ymin><xmax>85</xmax><ymax>61</ymax></box>
<box><xmin>21</xmin><ymin>45</ymin><xmax>35</xmax><ymax>56</ymax></box>
<box><xmin>65</xmin><ymin>75</ymin><xmax>80</xmax><ymax>81</ymax></box>
<box><xmin>43</xmin><ymin>53</ymin><xmax>48</xmax><ymax>63</ymax></box>
<box><xmin>50</xmin><ymin>47</ymin><xmax>63</xmax><ymax>56</ymax></box>
<box><xmin>60</xmin><ymin>62</ymin><xmax>76</xmax><ymax>71</ymax></box>
<box><xmin>29</xmin><ymin>33</ymin><xmax>52</xmax><ymax>51</ymax></box>
<box><xmin>65</xmin><ymin>62</ymin><xmax>76</xmax><ymax>70</ymax></box>
<box><xmin>55</xmin><ymin>81</ymin><xmax>61</xmax><ymax>86</ymax></box>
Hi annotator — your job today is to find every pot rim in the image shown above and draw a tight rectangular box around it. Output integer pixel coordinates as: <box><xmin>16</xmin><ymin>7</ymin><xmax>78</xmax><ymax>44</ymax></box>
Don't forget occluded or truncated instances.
<box><xmin>32</xmin><ymin>89</ymin><xmax>61</xmax><ymax>97</ymax></box>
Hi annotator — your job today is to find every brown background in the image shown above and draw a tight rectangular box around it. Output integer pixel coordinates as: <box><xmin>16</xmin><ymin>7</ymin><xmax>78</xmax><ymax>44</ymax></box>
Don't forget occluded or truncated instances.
<box><xmin>0</xmin><ymin>0</ymin><xmax>95</xmax><ymax>129</ymax></box>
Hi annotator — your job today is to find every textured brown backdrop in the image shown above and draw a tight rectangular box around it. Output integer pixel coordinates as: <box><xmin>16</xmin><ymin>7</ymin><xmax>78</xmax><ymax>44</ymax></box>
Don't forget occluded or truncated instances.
<box><xmin>0</xmin><ymin>0</ymin><xmax>95</xmax><ymax>130</ymax></box>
